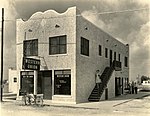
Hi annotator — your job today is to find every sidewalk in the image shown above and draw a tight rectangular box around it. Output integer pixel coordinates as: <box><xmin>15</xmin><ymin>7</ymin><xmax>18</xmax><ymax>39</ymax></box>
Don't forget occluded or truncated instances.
<box><xmin>43</xmin><ymin>91</ymin><xmax>150</xmax><ymax>110</ymax></box>
<box><xmin>3</xmin><ymin>91</ymin><xmax>150</xmax><ymax>110</ymax></box>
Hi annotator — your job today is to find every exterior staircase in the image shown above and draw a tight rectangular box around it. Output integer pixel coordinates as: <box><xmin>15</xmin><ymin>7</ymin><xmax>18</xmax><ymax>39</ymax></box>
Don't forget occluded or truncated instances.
<box><xmin>88</xmin><ymin>84</ymin><xmax>103</xmax><ymax>101</ymax></box>
<box><xmin>88</xmin><ymin>61</ymin><xmax>120</xmax><ymax>102</ymax></box>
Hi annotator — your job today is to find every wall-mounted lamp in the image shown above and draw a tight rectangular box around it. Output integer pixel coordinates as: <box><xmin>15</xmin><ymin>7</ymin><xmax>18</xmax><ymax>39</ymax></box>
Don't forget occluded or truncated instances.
<box><xmin>24</xmin><ymin>29</ymin><xmax>33</xmax><ymax>40</ymax></box>
<box><xmin>28</xmin><ymin>29</ymin><xmax>32</xmax><ymax>32</ymax></box>
<box><xmin>55</xmin><ymin>24</ymin><xmax>60</xmax><ymax>28</ymax></box>
<box><xmin>84</xmin><ymin>27</ymin><xmax>88</xmax><ymax>30</ymax></box>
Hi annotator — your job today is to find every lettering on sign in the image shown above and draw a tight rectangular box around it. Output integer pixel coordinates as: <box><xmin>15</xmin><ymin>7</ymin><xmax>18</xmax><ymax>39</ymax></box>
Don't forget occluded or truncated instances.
<box><xmin>59</xmin><ymin>80</ymin><xmax>67</xmax><ymax>83</ymax></box>
<box><xmin>22</xmin><ymin>57</ymin><xmax>40</xmax><ymax>70</ymax></box>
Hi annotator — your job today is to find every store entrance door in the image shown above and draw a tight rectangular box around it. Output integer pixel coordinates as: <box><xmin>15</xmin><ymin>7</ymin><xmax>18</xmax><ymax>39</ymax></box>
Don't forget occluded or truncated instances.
<box><xmin>39</xmin><ymin>70</ymin><xmax>52</xmax><ymax>100</ymax></box>
<box><xmin>115</xmin><ymin>77</ymin><xmax>122</xmax><ymax>96</ymax></box>
<box><xmin>43</xmin><ymin>76</ymin><xmax>52</xmax><ymax>99</ymax></box>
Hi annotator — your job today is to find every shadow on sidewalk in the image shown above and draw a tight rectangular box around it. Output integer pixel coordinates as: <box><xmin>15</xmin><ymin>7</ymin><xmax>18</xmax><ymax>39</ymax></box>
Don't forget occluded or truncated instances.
<box><xmin>106</xmin><ymin>91</ymin><xmax>150</xmax><ymax>102</ymax></box>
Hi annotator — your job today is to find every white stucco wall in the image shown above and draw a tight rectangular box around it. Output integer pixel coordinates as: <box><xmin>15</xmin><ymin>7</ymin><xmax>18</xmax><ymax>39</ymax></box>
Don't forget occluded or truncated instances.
<box><xmin>8</xmin><ymin>69</ymin><xmax>17</xmax><ymax>94</ymax></box>
<box><xmin>76</xmin><ymin>15</ymin><xmax>129</xmax><ymax>103</ymax></box>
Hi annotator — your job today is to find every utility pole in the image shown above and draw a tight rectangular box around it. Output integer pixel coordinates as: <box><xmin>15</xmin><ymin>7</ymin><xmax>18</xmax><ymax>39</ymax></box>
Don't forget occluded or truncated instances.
<box><xmin>1</xmin><ymin>8</ymin><xmax>4</xmax><ymax>102</ymax></box>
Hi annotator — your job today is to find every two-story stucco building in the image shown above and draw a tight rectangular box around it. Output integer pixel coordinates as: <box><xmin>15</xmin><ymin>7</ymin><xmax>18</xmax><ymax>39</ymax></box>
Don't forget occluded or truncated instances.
<box><xmin>12</xmin><ymin>7</ymin><xmax>129</xmax><ymax>104</ymax></box>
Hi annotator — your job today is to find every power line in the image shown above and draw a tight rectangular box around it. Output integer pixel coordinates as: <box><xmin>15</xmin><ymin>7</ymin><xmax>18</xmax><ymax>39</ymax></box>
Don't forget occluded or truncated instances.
<box><xmin>0</xmin><ymin>7</ymin><xmax>149</xmax><ymax>22</ymax></box>
<box><xmin>79</xmin><ymin>7</ymin><xmax>149</xmax><ymax>16</ymax></box>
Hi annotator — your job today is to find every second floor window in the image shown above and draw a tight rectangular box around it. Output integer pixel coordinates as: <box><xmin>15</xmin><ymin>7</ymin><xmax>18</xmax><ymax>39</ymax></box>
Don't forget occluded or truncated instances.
<box><xmin>114</xmin><ymin>52</ymin><xmax>116</xmax><ymax>60</ymax></box>
<box><xmin>81</xmin><ymin>37</ymin><xmax>89</xmax><ymax>56</ymax></box>
<box><xmin>99</xmin><ymin>45</ymin><xmax>102</xmax><ymax>56</ymax></box>
<box><xmin>23</xmin><ymin>39</ymin><xmax>38</xmax><ymax>56</ymax></box>
<box><xmin>125</xmin><ymin>56</ymin><xmax>128</xmax><ymax>67</ymax></box>
<box><xmin>49</xmin><ymin>35</ymin><xmax>67</xmax><ymax>55</ymax></box>
<box><xmin>105</xmin><ymin>48</ymin><xmax>108</xmax><ymax>58</ymax></box>
<box><xmin>118</xmin><ymin>54</ymin><xmax>120</xmax><ymax>61</ymax></box>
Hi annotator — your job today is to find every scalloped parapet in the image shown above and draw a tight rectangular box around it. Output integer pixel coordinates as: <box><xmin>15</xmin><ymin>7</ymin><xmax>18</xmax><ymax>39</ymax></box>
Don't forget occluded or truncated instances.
<box><xmin>17</xmin><ymin>6</ymin><xmax>81</xmax><ymax>22</ymax></box>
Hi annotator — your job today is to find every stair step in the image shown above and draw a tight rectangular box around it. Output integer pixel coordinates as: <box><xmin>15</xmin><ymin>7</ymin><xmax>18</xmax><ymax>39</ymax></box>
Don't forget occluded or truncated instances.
<box><xmin>89</xmin><ymin>97</ymin><xmax>100</xmax><ymax>99</ymax></box>
<box><xmin>90</xmin><ymin>94</ymin><xmax>98</xmax><ymax>97</ymax></box>
<box><xmin>89</xmin><ymin>97</ymin><xmax>100</xmax><ymax>100</ymax></box>
<box><xmin>92</xmin><ymin>90</ymin><xmax>98</xmax><ymax>93</ymax></box>
<box><xmin>89</xmin><ymin>99</ymin><xmax>100</xmax><ymax>101</ymax></box>
<box><xmin>93</xmin><ymin>89</ymin><xmax>98</xmax><ymax>92</ymax></box>
<box><xmin>91</xmin><ymin>93</ymin><xmax>102</xmax><ymax>96</ymax></box>
<box><xmin>92</xmin><ymin>92</ymin><xmax>98</xmax><ymax>94</ymax></box>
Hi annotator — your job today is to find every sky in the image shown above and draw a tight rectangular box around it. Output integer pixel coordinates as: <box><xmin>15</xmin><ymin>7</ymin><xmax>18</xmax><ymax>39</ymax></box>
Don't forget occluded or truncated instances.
<box><xmin>0</xmin><ymin>0</ymin><xmax>150</xmax><ymax>81</ymax></box>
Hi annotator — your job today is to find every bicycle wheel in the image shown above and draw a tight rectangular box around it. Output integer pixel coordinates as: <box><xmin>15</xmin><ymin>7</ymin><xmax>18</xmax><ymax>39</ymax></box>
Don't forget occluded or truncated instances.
<box><xmin>22</xmin><ymin>96</ymin><xmax>27</xmax><ymax>105</ymax></box>
<box><xmin>25</xmin><ymin>96</ymin><xmax>31</xmax><ymax>105</ymax></box>
<box><xmin>36</xmin><ymin>97</ymin><xmax>43</xmax><ymax>106</ymax></box>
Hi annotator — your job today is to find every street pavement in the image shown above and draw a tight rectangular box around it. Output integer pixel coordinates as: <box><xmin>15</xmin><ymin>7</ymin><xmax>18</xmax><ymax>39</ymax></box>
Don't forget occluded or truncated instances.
<box><xmin>1</xmin><ymin>91</ymin><xmax>150</xmax><ymax>116</ymax></box>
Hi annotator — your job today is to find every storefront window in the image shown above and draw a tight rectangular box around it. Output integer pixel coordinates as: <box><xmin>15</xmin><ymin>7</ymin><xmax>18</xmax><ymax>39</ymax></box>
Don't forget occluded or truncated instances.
<box><xmin>54</xmin><ymin>70</ymin><xmax>71</xmax><ymax>95</ymax></box>
<box><xmin>20</xmin><ymin>71</ymin><xmax>34</xmax><ymax>94</ymax></box>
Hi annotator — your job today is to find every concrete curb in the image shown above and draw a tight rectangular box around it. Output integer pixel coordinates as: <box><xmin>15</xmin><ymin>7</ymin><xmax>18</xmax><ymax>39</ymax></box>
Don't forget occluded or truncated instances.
<box><xmin>44</xmin><ymin>104</ymin><xmax>99</xmax><ymax>110</ymax></box>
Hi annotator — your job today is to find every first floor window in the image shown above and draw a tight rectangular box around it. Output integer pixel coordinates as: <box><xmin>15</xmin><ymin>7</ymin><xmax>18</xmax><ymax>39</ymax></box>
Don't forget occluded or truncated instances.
<box><xmin>49</xmin><ymin>35</ymin><xmax>67</xmax><ymax>55</ymax></box>
<box><xmin>54</xmin><ymin>70</ymin><xmax>71</xmax><ymax>95</ymax></box>
<box><xmin>124</xmin><ymin>78</ymin><xmax>129</xmax><ymax>89</ymax></box>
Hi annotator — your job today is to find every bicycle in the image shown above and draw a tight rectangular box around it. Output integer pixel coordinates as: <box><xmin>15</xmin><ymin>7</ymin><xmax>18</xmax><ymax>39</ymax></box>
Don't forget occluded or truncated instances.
<box><xmin>22</xmin><ymin>93</ymin><xmax>43</xmax><ymax>106</ymax></box>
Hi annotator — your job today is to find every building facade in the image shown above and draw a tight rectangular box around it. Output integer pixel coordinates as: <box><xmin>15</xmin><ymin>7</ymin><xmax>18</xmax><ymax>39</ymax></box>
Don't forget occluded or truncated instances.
<box><xmin>15</xmin><ymin>7</ymin><xmax>129</xmax><ymax>104</ymax></box>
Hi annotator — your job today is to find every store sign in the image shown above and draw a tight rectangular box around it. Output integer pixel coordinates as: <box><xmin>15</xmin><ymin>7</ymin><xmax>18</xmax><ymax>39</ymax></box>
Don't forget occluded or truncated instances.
<box><xmin>22</xmin><ymin>57</ymin><xmax>40</xmax><ymax>70</ymax></box>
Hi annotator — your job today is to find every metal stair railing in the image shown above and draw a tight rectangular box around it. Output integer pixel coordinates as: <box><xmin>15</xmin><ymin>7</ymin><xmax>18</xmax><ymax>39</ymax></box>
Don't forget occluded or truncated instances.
<box><xmin>101</xmin><ymin>61</ymin><xmax>115</xmax><ymax>90</ymax></box>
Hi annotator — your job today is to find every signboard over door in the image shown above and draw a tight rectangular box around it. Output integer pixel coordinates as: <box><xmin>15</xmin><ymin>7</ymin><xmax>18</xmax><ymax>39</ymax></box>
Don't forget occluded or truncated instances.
<box><xmin>22</xmin><ymin>57</ymin><xmax>40</xmax><ymax>70</ymax></box>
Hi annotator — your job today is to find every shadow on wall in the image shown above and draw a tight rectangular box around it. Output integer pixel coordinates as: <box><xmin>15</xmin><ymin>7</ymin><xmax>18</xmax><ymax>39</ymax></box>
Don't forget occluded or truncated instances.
<box><xmin>4</xmin><ymin>84</ymin><xmax>9</xmax><ymax>93</ymax></box>
<box><xmin>0</xmin><ymin>80</ymin><xmax>9</xmax><ymax>93</ymax></box>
